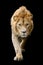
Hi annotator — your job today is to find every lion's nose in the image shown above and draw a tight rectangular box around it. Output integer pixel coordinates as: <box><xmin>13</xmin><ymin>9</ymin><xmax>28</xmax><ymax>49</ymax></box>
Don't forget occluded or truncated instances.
<box><xmin>22</xmin><ymin>30</ymin><xmax>26</xmax><ymax>33</ymax></box>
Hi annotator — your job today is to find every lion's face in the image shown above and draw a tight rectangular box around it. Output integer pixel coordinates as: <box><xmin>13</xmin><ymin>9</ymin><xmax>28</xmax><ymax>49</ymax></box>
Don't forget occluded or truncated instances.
<box><xmin>13</xmin><ymin>17</ymin><xmax>33</xmax><ymax>38</ymax></box>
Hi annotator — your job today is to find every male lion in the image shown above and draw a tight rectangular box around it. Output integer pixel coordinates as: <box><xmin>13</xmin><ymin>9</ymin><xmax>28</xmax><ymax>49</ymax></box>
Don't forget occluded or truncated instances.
<box><xmin>10</xmin><ymin>6</ymin><xmax>34</xmax><ymax>61</ymax></box>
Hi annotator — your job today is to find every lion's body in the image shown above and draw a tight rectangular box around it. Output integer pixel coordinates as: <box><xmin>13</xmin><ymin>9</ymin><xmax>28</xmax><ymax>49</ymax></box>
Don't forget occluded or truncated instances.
<box><xmin>10</xmin><ymin>6</ymin><xmax>34</xmax><ymax>61</ymax></box>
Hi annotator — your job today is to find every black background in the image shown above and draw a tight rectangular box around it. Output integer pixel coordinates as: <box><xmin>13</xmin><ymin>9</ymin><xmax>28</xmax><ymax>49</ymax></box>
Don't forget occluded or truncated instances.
<box><xmin>0</xmin><ymin>0</ymin><xmax>42</xmax><ymax>64</ymax></box>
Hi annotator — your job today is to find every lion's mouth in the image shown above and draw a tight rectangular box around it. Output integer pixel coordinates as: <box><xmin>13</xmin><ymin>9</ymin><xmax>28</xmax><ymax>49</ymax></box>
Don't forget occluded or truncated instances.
<box><xmin>21</xmin><ymin>33</ymin><xmax>27</xmax><ymax>38</ymax></box>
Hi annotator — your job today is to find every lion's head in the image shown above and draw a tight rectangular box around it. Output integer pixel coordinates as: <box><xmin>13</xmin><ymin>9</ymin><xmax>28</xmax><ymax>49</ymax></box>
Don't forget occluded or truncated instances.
<box><xmin>11</xmin><ymin>6</ymin><xmax>34</xmax><ymax>38</ymax></box>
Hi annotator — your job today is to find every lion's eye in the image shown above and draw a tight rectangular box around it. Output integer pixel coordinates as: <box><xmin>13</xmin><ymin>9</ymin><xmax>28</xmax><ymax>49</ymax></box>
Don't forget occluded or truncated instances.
<box><xmin>18</xmin><ymin>24</ymin><xmax>21</xmax><ymax>26</ymax></box>
<box><xmin>26</xmin><ymin>24</ymin><xmax>29</xmax><ymax>26</ymax></box>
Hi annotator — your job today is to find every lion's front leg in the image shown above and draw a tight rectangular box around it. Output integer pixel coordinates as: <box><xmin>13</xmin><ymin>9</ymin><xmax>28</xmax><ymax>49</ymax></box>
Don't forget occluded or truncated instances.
<box><xmin>12</xmin><ymin>33</ymin><xmax>23</xmax><ymax>61</ymax></box>
<box><xmin>20</xmin><ymin>39</ymin><xmax>25</xmax><ymax>52</ymax></box>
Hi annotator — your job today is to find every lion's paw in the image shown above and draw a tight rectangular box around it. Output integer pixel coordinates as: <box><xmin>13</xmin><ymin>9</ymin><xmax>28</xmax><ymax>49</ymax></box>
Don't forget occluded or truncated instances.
<box><xmin>14</xmin><ymin>54</ymin><xmax>23</xmax><ymax>61</ymax></box>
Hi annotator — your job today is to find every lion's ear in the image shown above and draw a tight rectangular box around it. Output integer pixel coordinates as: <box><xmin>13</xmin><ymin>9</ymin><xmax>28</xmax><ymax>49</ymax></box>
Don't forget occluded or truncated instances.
<box><xmin>30</xmin><ymin>14</ymin><xmax>33</xmax><ymax>20</ymax></box>
<box><xmin>26</xmin><ymin>9</ymin><xmax>33</xmax><ymax>20</ymax></box>
<box><xmin>28</xmin><ymin>14</ymin><xmax>33</xmax><ymax>20</ymax></box>
<box><xmin>10</xmin><ymin>16</ymin><xmax>18</xmax><ymax>25</ymax></box>
<box><xmin>13</xmin><ymin>16</ymin><xmax>18</xmax><ymax>21</ymax></box>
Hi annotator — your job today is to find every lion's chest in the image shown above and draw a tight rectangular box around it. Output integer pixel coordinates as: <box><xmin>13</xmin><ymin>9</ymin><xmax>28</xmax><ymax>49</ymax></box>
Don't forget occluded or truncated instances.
<box><xmin>18</xmin><ymin>37</ymin><xmax>22</xmax><ymax>43</ymax></box>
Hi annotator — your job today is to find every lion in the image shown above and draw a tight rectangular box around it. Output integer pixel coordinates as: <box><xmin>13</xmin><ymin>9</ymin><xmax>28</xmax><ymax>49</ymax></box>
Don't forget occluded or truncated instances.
<box><xmin>10</xmin><ymin>6</ymin><xmax>34</xmax><ymax>61</ymax></box>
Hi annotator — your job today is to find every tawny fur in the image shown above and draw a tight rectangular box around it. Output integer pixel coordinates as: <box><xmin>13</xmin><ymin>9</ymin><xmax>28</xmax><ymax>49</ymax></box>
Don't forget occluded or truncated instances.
<box><xmin>10</xmin><ymin>6</ymin><xmax>34</xmax><ymax>61</ymax></box>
